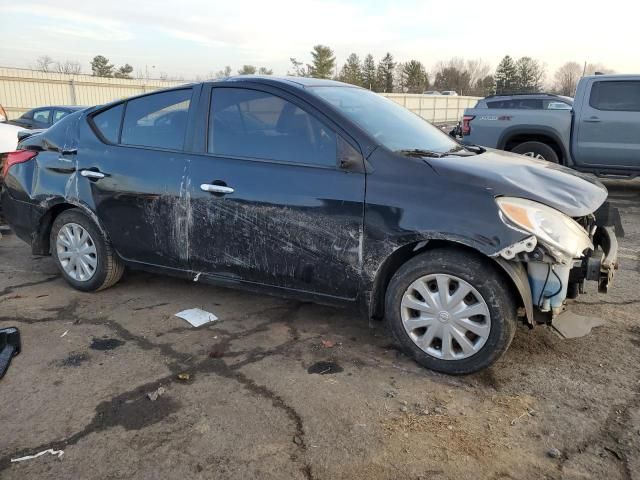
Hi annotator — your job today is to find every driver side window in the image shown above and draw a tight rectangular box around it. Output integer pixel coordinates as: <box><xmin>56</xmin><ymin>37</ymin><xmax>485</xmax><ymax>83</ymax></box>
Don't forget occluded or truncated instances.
<box><xmin>208</xmin><ymin>88</ymin><xmax>337</xmax><ymax>167</ymax></box>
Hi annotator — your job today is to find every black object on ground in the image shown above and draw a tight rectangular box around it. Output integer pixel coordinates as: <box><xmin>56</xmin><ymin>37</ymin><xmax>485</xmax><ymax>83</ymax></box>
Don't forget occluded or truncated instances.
<box><xmin>0</xmin><ymin>327</ymin><xmax>21</xmax><ymax>379</ymax></box>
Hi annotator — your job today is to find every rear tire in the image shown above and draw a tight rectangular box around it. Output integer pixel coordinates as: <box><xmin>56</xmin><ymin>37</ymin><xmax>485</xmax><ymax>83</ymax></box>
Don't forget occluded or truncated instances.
<box><xmin>50</xmin><ymin>209</ymin><xmax>124</xmax><ymax>292</ymax></box>
<box><xmin>385</xmin><ymin>248</ymin><xmax>517</xmax><ymax>375</ymax></box>
<box><xmin>511</xmin><ymin>141</ymin><xmax>559</xmax><ymax>163</ymax></box>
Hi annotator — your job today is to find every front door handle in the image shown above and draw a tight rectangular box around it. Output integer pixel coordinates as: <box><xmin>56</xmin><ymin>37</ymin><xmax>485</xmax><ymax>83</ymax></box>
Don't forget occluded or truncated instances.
<box><xmin>80</xmin><ymin>169</ymin><xmax>106</xmax><ymax>179</ymax></box>
<box><xmin>584</xmin><ymin>116</ymin><xmax>601</xmax><ymax>123</ymax></box>
<box><xmin>200</xmin><ymin>184</ymin><xmax>234</xmax><ymax>194</ymax></box>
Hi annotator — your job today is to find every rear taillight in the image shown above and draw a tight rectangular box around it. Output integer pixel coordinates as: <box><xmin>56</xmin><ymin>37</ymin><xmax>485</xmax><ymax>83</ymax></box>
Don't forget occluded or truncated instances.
<box><xmin>1</xmin><ymin>150</ymin><xmax>37</xmax><ymax>178</ymax></box>
<box><xmin>461</xmin><ymin>115</ymin><xmax>475</xmax><ymax>136</ymax></box>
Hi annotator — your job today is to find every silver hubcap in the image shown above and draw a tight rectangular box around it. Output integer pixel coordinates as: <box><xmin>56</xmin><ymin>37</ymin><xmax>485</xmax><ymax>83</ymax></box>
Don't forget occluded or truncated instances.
<box><xmin>523</xmin><ymin>152</ymin><xmax>545</xmax><ymax>160</ymax></box>
<box><xmin>56</xmin><ymin>223</ymin><xmax>97</xmax><ymax>281</ymax></box>
<box><xmin>401</xmin><ymin>274</ymin><xmax>491</xmax><ymax>360</ymax></box>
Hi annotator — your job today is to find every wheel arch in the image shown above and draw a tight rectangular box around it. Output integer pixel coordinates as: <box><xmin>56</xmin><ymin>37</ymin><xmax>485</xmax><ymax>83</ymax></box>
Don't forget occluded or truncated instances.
<box><xmin>367</xmin><ymin>239</ymin><xmax>532</xmax><ymax>326</ymax></box>
<box><xmin>498</xmin><ymin>126</ymin><xmax>568</xmax><ymax>164</ymax></box>
<box><xmin>32</xmin><ymin>199</ymin><xmax>108</xmax><ymax>255</ymax></box>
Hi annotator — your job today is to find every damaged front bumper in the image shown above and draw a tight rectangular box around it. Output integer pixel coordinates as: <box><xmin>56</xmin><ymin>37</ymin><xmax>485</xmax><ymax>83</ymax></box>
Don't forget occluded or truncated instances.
<box><xmin>499</xmin><ymin>222</ymin><xmax>618</xmax><ymax>326</ymax></box>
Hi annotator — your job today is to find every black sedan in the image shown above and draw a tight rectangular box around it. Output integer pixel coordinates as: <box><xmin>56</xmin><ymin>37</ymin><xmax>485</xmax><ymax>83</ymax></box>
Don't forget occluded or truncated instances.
<box><xmin>7</xmin><ymin>105</ymin><xmax>84</xmax><ymax>130</ymax></box>
<box><xmin>0</xmin><ymin>77</ymin><xmax>617</xmax><ymax>374</ymax></box>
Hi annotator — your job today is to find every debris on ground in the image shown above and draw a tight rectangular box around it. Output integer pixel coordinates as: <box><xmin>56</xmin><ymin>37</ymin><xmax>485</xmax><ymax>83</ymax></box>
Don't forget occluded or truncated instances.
<box><xmin>90</xmin><ymin>337</ymin><xmax>125</xmax><ymax>351</ymax></box>
<box><xmin>321</xmin><ymin>339</ymin><xmax>335</xmax><ymax>348</ymax></box>
<box><xmin>292</xmin><ymin>435</ymin><xmax>303</xmax><ymax>445</ymax></box>
<box><xmin>385</xmin><ymin>390</ymin><xmax>398</xmax><ymax>398</ymax></box>
<box><xmin>147</xmin><ymin>386</ymin><xmax>166</xmax><ymax>401</ymax></box>
<box><xmin>547</xmin><ymin>447</ymin><xmax>562</xmax><ymax>459</ymax></box>
<box><xmin>177</xmin><ymin>373</ymin><xmax>191</xmax><ymax>381</ymax></box>
<box><xmin>175</xmin><ymin>308</ymin><xmax>218</xmax><ymax>327</ymax></box>
<box><xmin>60</xmin><ymin>330</ymin><xmax>69</xmax><ymax>338</ymax></box>
<box><xmin>11</xmin><ymin>448</ymin><xmax>64</xmax><ymax>463</ymax></box>
<box><xmin>307</xmin><ymin>361</ymin><xmax>343</xmax><ymax>375</ymax></box>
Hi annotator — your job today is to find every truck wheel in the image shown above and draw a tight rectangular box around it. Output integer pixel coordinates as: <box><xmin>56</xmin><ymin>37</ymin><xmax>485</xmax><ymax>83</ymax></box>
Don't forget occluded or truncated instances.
<box><xmin>511</xmin><ymin>141</ymin><xmax>559</xmax><ymax>163</ymax></box>
<box><xmin>50</xmin><ymin>209</ymin><xmax>124</xmax><ymax>292</ymax></box>
<box><xmin>385</xmin><ymin>248</ymin><xmax>517</xmax><ymax>375</ymax></box>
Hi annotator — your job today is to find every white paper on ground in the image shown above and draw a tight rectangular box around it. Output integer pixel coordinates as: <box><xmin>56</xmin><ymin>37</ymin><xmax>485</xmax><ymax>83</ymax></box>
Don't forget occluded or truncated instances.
<box><xmin>11</xmin><ymin>448</ymin><xmax>64</xmax><ymax>462</ymax></box>
<box><xmin>174</xmin><ymin>308</ymin><xmax>218</xmax><ymax>327</ymax></box>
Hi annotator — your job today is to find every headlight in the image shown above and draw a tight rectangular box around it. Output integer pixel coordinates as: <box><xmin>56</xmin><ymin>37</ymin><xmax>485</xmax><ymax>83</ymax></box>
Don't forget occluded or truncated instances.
<box><xmin>496</xmin><ymin>197</ymin><xmax>593</xmax><ymax>259</ymax></box>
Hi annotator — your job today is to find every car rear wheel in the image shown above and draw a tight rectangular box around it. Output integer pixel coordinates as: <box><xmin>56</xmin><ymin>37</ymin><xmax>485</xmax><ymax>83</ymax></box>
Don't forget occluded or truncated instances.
<box><xmin>50</xmin><ymin>209</ymin><xmax>124</xmax><ymax>292</ymax></box>
<box><xmin>511</xmin><ymin>141</ymin><xmax>559</xmax><ymax>163</ymax></box>
<box><xmin>385</xmin><ymin>248</ymin><xmax>517</xmax><ymax>374</ymax></box>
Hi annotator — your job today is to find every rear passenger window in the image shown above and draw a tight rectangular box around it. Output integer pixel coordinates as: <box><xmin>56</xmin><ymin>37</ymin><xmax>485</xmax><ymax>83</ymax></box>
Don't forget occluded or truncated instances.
<box><xmin>121</xmin><ymin>89</ymin><xmax>191</xmax><ymax>150</ymax></box>
<box><xmin>208</xmin><ymin>88</ymin><xmax>337</xmax><ymax>167</ymax></box>
<box><xmin>92</xmin><ymin>104</ymin><xmax>124</xmax><ymax>144</ymax></box>
<box><xmin>590</xmin><ymin>81</ymin><xmax>640</xmax><ymax>112</ymax></box>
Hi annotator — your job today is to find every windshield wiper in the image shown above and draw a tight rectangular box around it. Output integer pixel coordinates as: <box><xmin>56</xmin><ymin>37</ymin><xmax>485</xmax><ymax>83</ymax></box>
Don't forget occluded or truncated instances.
<box><xmin>396</xmin><ymin>149</ymin><xmax>445</xmax><ymax>158</ymax></box>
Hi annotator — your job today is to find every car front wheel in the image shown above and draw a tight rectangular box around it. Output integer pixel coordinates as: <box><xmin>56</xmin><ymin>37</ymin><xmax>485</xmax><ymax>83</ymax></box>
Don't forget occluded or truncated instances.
<box><xmin>50</xmin><ymin>208</ymin><xmax>124</xmax><ymax>292</ymax></box>
<box><xmin>385</xmin><ymin>248</ymin><xmax>517</xmax><ymax>374</ymax></box>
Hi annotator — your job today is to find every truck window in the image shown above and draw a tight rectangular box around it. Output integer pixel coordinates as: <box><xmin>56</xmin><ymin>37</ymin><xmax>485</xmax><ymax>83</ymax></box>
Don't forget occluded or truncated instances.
<box><xmin>589</xmin><ymin>81</ymin><xmax>640</xmax><ymax>112</ymax></box>
<box><xmin>487</xmin><ymin>99</ymin><xmax>543</xmax><ymax>109</ymax></box>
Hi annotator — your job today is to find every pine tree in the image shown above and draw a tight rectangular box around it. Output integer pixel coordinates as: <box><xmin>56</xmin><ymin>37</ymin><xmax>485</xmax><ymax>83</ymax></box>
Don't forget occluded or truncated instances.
<box><xmin>376</xmin><ymin>52</ymin><xmax>395</xmax><ymax>93</ymax></box>
<box><xmin>91</xmin><ymin>55</ymin><xmax>114</xmax><ymax>77</ymax></box>
<box><xmin>309</xmin><ymin>45</ymin><xmax>335</xmax><ymax>79</ymax></box>
<box><xmin>494</xmin><ymin>55</ymin><xmax>517</xmax><ymax>94</ymax></box>
<box><xmin>339</xmin><ymin>53</ymin><xmax>363</xmax><ymax>86</ymax></box>
<box><xmin>514</xmin><ymin>57</ymin><xmax>544</xmax><ymax>93</ymax></box>
<box><xmin>402</xmin><ymin>60</ymin><xmax>428</xmax><ymax>93</ymax></box>
<box><xmin>114</xmin><ymin>63</ymin><xmax>133</xmax><ymax>79</ymax></box>
<box><xmin>362</xmin><ymin>54</ymin><xmax>376</xmax><ymax>90</ymax></box>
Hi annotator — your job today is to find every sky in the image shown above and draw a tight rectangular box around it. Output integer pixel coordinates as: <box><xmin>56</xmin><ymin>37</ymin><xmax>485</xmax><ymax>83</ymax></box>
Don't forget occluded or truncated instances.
<box><xmin>0</xmin><ymin>0</ymin><xmax>636</xmax><ymax>81</ymax></box>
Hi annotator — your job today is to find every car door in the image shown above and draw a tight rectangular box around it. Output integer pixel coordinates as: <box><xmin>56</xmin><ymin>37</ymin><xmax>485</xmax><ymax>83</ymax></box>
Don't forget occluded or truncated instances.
<box><xmin>187</xmin><ymin>85</ymin><xmax>365</xmax><ymax>300</ymax></box>
<box><xmin>574</xmin><ymin>79</ymin><xmax>640</xmax><ymax>168</ymax></box>
<box><xmin>79</xmin><ymin>87</ymin><xmax>199</xmax><ymax>270</ymax></box>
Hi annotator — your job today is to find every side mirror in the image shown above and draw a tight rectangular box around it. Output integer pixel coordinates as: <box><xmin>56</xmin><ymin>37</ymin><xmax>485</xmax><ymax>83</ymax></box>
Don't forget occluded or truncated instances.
<box><xmin>337</xmin><ymin>136</ymin><xmax>365</xmax><ymax>172</ymax></box>
<box><xmin>0</xmin><ymin>327</ymin><xmax>21</xmax><ymax>379</ymax></box>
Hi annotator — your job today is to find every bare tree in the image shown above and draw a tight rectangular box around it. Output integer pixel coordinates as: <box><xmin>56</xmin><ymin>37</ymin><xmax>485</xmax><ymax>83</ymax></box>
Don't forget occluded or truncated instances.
<box><xmin>584</xmin><ymin>63</ymin><xmax>615</xmax><ymax>75</ymax></box>
<box><xmin>214</xmin><ymin>66</ymin><xmax>232</xmax><ymax>78</ymax></box>
<box><xmin>35</xmin><ymin>55</ymin><xmax>55</xmax><ymax>72</ymax></box>
<box><xmin>55</xmin><ymin>60</ymin><xmax>82</xmax><ymax>75</ymax></box>
<box><xmin>465</xmin><ymin>59</ymin><xmax>491</xmax><ymax>88</ymax></box>
<box><xmin>553</xmin><ymin>62</ymin><xmax>582</xmax><ymax>96</ymax></box>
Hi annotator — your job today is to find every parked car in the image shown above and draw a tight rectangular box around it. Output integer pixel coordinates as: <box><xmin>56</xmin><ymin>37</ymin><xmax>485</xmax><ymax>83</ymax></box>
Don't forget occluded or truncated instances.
<box><xmin>441</xmin><ymin>91</ymin><xmax>458</xmax><ymax>96</ymax></box>
<box><xmin>0</xmin><ymin>123</ymin><xmax>26</xmax><ymax>154</ymax></box>
<box><xmin>461</xmin><ymin>75</ymin><xmax>640</xmax><ymax>177</ymax></box>
<box><xmin>423</xmin><ymin>91</ymin><xmax>441</xmax><ymax>95</ymax></box>
<box><xmin>7</xmin><ymin>105</ymin><xmax>84</xmax><ymax>130</ymax></box>
<box><xmin>1</xmin><ymin>77</ymin><xmax>617</xmax><ymax>374</ymax></box>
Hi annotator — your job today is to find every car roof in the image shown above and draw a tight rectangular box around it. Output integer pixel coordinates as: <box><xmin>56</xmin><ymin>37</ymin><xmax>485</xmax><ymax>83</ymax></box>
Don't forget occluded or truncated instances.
<box><xmin>29</xmin><ymin>105</ymin><xmax>85</xmax><ymax>111</ymax></box>
<box><xmin>483</xmin><ymin>93</ymin><xmax>573</xmax><ymax>104</ymax></box>
<box><xmin>210</xmin><ymin>75</ymin><xmax>355</xmax><ymax>89</ymax></box>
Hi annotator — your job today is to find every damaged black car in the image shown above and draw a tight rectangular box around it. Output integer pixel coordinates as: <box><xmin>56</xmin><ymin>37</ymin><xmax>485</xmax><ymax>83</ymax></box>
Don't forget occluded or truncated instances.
<box><xmin>0</xmin><ymin>77</ymin><xmax>618</xmax><ymax>374</ymax></box>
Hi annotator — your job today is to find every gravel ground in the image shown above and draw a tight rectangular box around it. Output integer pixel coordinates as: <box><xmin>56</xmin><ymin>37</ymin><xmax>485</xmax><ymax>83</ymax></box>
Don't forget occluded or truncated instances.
<box><xmin>0</xmin><ymin>179</ymin><xmax>638</xmax><ymax>480</ymax></box>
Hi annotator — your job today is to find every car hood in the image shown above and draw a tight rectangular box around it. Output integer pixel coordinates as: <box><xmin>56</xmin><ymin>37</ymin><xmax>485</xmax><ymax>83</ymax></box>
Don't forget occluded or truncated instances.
<box><xmin>425</xmin><ymin>148</ymin><xmax>607</xmax><ymax>217</ymax></box>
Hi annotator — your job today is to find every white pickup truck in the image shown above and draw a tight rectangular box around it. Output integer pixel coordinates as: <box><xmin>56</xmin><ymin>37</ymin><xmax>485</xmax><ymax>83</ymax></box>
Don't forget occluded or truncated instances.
<box><xmin>461</xmin><ymin>74</ymin><xmax>640</xmax><ymax>178</ymax></box>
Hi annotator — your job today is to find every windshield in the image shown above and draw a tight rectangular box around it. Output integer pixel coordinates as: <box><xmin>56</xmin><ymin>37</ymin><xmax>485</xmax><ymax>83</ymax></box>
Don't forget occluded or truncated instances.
<box><xmin>308</xmin><ymin>86</ymin><xmax>459</xmax><ymax>153</ymax></box>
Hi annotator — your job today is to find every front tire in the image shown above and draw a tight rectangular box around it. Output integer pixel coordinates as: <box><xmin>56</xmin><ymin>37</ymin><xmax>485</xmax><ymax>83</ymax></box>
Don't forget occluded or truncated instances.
<box><xmin>50</xmin><ymin>209</ymin><xmax>124</xmax><ymax>292</ymax></box>
<box><xmin>385</xmin><ymin>248</ymin><xmax>517</xmax><ymax>375</ymax></box>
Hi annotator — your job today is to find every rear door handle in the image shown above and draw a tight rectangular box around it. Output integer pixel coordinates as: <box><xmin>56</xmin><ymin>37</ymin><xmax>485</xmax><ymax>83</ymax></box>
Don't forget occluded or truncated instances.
<box><xmin>80</xmin><ymin>169</ymin><xmax>106</xmax><ymax>179</ymax></box>
<box><xmin>584</xmin><ymin>116</ymin><xmax>601</xmax><ymax>123</ymax></box>
<box><xmin>200</xmin><ymin>184</ymin><xmax>234</xmax><ymax>194</ymax></box>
